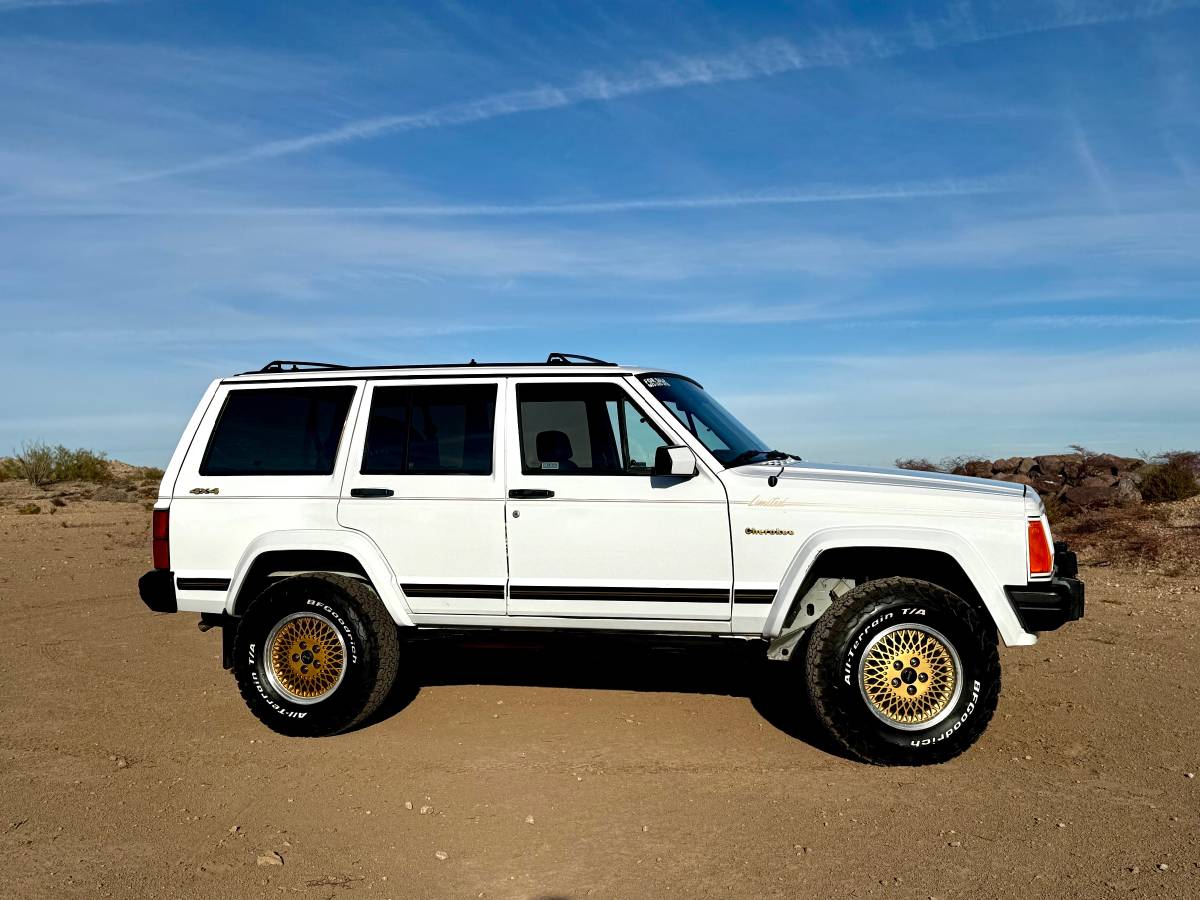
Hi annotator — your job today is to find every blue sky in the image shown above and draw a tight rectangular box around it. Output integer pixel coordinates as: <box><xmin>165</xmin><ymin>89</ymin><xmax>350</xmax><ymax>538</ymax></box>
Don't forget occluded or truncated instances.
<box><xmin>1</xmin><ymin>0</ymin><xmax>1198</xmax><ymax>466</ymax></box>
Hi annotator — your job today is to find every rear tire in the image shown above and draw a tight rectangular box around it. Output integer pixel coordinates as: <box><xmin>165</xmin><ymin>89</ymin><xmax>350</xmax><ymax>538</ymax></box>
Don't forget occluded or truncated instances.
<box><xmin>805</xmin><ymin>577</ymin><xmax>999</xmax><ymax>765</ymax></box>
<box><xmin>233</xmin><ymin>573</ymin><xmax>399</xmax><ymax>737</ymax></box>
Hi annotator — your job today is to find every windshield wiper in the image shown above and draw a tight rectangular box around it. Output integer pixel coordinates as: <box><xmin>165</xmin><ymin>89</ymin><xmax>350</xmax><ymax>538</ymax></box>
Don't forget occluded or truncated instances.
<box><xmin>726</xmin><ymin>449</ymin><xmax>802</xmax><ymax>468</ymax></box>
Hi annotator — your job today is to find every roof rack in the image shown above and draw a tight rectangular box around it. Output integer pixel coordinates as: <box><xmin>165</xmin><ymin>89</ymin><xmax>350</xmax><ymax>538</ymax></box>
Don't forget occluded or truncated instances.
<box><xmin>545</xmin><ymin>352</ymin><xmax>615</xmax><ymax>365</ymax></box>
<box><xmin>257</xmin><ymin>360</ymin><xmax>349</xmax><ymax>373</ymax></box>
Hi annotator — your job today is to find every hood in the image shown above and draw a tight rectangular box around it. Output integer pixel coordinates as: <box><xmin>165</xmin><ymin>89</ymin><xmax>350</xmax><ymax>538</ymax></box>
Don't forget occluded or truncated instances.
<box><xmin>730</xmin><ymin>460</ymin><xmax>1026</xmax><ymax>498</ymax></box>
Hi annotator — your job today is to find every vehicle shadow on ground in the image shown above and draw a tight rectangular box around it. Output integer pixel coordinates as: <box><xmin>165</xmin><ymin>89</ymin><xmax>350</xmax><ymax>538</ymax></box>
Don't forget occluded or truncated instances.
<box><xmin>359</xmin><ymin>632</ymin><xmax>853</xmax><ymax>760</ymax></box>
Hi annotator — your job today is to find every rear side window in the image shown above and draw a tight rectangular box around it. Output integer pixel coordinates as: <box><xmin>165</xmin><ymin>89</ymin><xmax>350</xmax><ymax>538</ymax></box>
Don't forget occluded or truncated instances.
<box><xmin>201</xmin><ymin>386</ymin><xmax>355</xmax><ymax>476</ymax></box>
<box><xmin>362</xmin><ymin>384</ymin><xmax>496</xmax><ymax>475</ymax></box>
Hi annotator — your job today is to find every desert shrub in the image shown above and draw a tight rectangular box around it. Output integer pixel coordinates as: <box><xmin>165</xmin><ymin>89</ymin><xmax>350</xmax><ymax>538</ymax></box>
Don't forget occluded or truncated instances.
<box><xmin>51</xmin><ymin>446</ymin><xmax>112</xmax><ymax>483</ymax></box>
<box><xmin>0</xmin><ymin>457</ymin><xmax>19</xmax><ymax>481</ymax></box>
<box><xmin>894</xmin><ymin>457</ymin><xmax>940</xmax><ymax>472</ymax></box>
<box><xmin>135</xmin><ymin>466</ymin><xmax>165</xmax><ymax>481</ymax></box>
<box><xmin>16</xmin><ymin>503</ymin><xmax>41</xmax><ymax>515</ymax></box>
<box><xmin>1139</xmin><ymin>459</ymin><xmax>1199</xmax><ymax>503</ymax></box>
<box><xmin>9</xmin><ymin>442</ymin><xmax>112</xmax><ymax>486</ymax></box>
<box><xmin>14</xmin><ymin>441</ymin><xmax>55</xmax><ymax>486</ymax></box>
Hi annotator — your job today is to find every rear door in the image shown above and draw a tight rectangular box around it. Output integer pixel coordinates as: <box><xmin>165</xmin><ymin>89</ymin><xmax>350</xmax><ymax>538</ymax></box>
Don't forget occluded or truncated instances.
<box><xmin>338</xmin><ymin>378</ymin><xmax>508</xmax><ymax>615</ymax></box>
<box><xmin>504</xmin><ymin>377</ymin><xmax>733</xmax><ymax>622</ymax></box>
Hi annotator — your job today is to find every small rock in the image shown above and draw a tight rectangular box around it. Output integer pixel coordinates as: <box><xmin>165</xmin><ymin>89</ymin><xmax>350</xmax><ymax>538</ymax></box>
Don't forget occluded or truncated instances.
<box><xmin>1056</xmin><ymin>822</ymin><xmax>1066</xmax><ymax>828</ymax></box>
<box><xmin>115</xmin><ymin>757</ymin><xmax>128</xmax><ymax>769</ymax></box>
<box><xmin>948</xmin><ymin>841</ymin><xmax>961</xmax><ymax>847</ymax></box>
<box><xmin>1157</xmin><ymin>864</ymin><xmax>1169</xmax><ymax>872</ymax></box>
<box><xmin>641</xmin><ymin>825</ymin><xmax>649</xmax><ymax>832</ymax></box>
<box><xmin>524</xmin><ymin>816</ymin><xmax>535</xmax><ymax>825</ymax></box>
<box><xmin>434</xmin><ymin>851</ymin><xmax>448</xmax><ymax>861</ymax></box>
<box><xmin>1186</xmin><ymin>773</ymin><xmax>1195</xmax><ymax>779</ymax></box>
<box><xmin>256</xmin><ymin>851</ymin><xmax>284</xmax><ymax>867</ymax></box>
<box><xmin>228</xmin><ymin>825</ymin><xmax>241</xmax><ymax>835</ymax></box>
<box><xmin>1128</xmin><ymin>866</ymin><xmax>1139</xmax><ymax>874</ymax></box>
<box><xmin>420</xmin><ymin>805</ymin><xmax>432</xmax><ymax>815</ymax></box>
<box><xmin>404</xmin><ymin>801</ymin><xmax>413</xmax><ymax>810</ymax></box>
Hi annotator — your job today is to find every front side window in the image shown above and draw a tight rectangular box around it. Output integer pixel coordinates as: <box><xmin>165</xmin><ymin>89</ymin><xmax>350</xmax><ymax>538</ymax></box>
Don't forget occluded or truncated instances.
<box><xmin>201</xmin><ymin>386</ymin><xmax>356</xmax><ymax>476</ymax></box>
<box><xmin>517</xmin><ymin>383</ymin><xmax>668</xmax><ymax>475</ymax></box>
<box><xmin>362</xmin><ymin>384</ymin><xmax>496</xmax><ymax>475</ymax></box>
<box><xmin>639</xmin><ymin>375</ymin><xmax>766</xmax><ymax>466</ymax></box>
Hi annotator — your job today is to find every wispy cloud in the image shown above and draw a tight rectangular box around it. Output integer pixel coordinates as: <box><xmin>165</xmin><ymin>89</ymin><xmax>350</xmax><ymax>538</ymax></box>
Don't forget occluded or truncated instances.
<box><xmin>0</xmin><ymin>0</ymin><xmax>120</xmax><ymax>11</ymax></box>
<box><xmin>5</xmin><ymin>177</ymin><xmax>1013</xmax><ymax>218</ymax></box>
<box><xmin>109</xmin><ymin>0</ymin><xmax>1200</xmax><ymax>184</ymax></box>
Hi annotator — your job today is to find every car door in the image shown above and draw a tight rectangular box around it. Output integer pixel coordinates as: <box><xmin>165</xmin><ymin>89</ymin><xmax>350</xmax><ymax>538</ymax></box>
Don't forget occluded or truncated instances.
<box><xmin>504</xmin><ymin>377</ymin><xmax>733</xmax><ymax>622</ymax></box>
<box><xmin>339</xmin><ymin>378</ymin><xmax>508</xmax><ymax>615</ymax></box>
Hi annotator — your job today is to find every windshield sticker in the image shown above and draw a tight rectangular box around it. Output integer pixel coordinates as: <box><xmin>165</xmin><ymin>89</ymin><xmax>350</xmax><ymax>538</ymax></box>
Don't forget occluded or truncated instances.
<box><xmin>643</xmin><ymin>377</ymin><xmax>670</xmax><ymax>388</ymax></box>
<box><xmin>541</xmin><ymin>461</ymin><xmax>559</xmax><ymax>470</ymax></box>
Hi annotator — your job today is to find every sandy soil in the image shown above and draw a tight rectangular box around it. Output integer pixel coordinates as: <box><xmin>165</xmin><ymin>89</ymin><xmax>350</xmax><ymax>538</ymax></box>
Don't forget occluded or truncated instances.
<box><xmin>1</xmin><ymin>486</ymin><xmax>1198</xmax><ymax>899</ymax></box>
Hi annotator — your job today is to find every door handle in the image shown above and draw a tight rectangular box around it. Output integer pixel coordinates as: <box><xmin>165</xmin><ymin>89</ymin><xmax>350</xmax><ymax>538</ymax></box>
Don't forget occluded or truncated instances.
<box><xmin>350</xmin><ymin>488</ymin><xmax>394</xmax><ymax>498</ymax></box>
<box><xmin>508</xmin><ymin>489</ymin><xmax>554</xmax><ymax>499</ymax></box>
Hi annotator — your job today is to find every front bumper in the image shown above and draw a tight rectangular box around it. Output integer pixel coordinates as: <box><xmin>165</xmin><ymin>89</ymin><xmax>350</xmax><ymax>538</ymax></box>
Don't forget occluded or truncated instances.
<box><xmin>138</xmin><ymin>569</ymin><xmax>177</xmax><ymax>614</ymax></box>
<box><xmin>1005</xmin><ymin>543</ymin><xmax>1085</xmax><ymax>633</ymax></box>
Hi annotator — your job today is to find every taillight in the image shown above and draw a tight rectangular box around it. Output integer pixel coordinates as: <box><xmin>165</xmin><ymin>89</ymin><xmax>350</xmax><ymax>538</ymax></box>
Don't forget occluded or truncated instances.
<box><xmin>1027</xmin><ymin>519</ymin><xmax>1052</xmax><ymax>576</ymax></box>
<box><xmin>152</xmin><ymin>508</ymin><xmax>170</xmax><ymax>570</ymax></box>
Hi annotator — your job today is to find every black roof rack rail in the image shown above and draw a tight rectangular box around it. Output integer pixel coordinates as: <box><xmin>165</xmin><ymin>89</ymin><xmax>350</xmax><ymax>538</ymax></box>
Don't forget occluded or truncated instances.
<box><xmin>545</xmin><ymin>352</ymin><xmax>615</xmax><ymax>365</ymax></box>
<box><xmin>256</xmin><ymin>360</ymin><xmax>349</xmax><ymax>373</ymax></box>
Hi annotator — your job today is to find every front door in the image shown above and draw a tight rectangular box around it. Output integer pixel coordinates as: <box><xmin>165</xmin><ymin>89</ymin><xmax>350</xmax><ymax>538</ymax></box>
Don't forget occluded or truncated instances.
<box><xmin>504</xmin><ymin>377</ymin><xmax>733</xmax><ymax>622</ymax></box>
<box><xmin>339</xmin><ymin>378</ymin><xmax>508</xmax><ymax>615</ymax></box>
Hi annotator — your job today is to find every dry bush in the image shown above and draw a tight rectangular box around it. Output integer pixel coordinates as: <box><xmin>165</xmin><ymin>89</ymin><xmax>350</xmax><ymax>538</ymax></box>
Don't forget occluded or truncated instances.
<box><xmin>9</xmin><ymin>442</ymin><xmax>113</xmax><ymax>486</ymax></box>
<box><xmin>135</xmin><ymin>466</ymin><xmax>165</xmax><ymax>481</ymax></box>
<box><xmin>0</xmin><ymin>457</ymin><xmax>19</xmax><ymax>481</ymax></box>
<box><xmin>1140</xmin><ymin>457</ymin><xmax>1199</xmax><ymax>504</ymax></box>
<box><xmin>894</xmin><ymin>457</ymin><xmax>940</xmax><ymax>472</ymax></box>
<box><xmin>15</xmin><ymin>442</ymin><xmax>55</xmax><ymax>487</ymax></box>
<box><xmin>16</xmin><ymin>502</ymin><xmax>41</xmax><ymax>515</ymax></box>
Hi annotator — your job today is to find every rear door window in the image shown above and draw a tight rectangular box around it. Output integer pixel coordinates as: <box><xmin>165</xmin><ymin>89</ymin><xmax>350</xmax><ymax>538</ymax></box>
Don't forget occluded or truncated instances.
<box><xmin>200</xmin><ymin>386</ymin><xmax>356</xmax><ymax>476</ymax></box>
<box><xmin>362</xmin><ymin>384</ymin><xmax>496</xmax><ymax>475</ymax></box>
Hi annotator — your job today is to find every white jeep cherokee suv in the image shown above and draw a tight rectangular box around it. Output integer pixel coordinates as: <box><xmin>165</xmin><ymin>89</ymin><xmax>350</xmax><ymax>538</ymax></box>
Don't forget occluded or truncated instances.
<box><xmin>138</xmin><ymin>353</ymin><xmax>1083</xmax><ymax>764</ymax></box>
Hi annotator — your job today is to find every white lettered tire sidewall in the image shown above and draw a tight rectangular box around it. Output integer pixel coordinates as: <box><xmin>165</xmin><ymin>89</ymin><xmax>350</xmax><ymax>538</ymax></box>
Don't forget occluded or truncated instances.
<box><xmin>806</xmin><ymin>578</ymin><xmax>1000</xmax><ymax>765</ymax></box>
<box><xmin>233</xmin><ymin>574</ymin><xmax>399</xmax><ymax>737</ymax></box>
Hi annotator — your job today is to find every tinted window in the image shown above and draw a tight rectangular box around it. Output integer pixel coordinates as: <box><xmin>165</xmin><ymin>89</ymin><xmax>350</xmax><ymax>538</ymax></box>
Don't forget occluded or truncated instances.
<box><xmin>201</xmin><ymin>386</ymin><xmax>355</xmax><ymax>476</ymax></box>
<box><xmin>362</xmin><ymin>385</ymin><xmax>496</xmax><ymax>475</ymax></box>
<box><xmin>518</xmin><ymin>384</ymin><xmax>668</xmax><ymax>475</ymax></box>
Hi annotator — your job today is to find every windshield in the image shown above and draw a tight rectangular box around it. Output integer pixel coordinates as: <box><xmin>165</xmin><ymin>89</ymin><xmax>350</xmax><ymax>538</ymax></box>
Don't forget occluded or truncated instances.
<box><xmin>639</xmin><ymin>374</ymin><xmax>768</xmax><ymax>466</ymax></box>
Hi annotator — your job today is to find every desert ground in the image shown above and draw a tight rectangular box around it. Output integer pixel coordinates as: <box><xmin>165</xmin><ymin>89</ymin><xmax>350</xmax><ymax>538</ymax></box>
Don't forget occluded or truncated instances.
<box><xmin>1</xmin><ymin>485</ymin><xmax>1198</xmax><ymax>899</ymax></box>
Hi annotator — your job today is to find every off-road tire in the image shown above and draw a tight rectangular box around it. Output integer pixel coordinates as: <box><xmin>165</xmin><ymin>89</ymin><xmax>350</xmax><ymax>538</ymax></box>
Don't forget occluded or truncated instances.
<box><xmin>233</xmin><ymin>573</ymin><xmax>400</xmax><ymax>737</ymax></box>
<box><xmin>805</xmin><ymin>577</ymin><xmax>999</xmax><ymax>765</ymax></box>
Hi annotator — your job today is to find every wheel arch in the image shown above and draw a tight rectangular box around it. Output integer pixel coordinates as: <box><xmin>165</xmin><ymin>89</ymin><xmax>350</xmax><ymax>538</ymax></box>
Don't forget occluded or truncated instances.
<box><xmin>225</xmin><ymin>530</ymin><xmax>414</xmax><ymax>627</ymax></box>
<box><xmin>762</xmin><ymin>526</ymin><xmax>1035</xmax><ymax>647</ymax></box>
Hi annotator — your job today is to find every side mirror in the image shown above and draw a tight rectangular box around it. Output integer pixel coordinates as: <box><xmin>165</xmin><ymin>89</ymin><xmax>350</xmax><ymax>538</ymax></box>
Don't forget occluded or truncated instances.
<box><xmin>654</xmin><ymin>445</ymin><xmax>698</xmax><ymax>478</ymax></box>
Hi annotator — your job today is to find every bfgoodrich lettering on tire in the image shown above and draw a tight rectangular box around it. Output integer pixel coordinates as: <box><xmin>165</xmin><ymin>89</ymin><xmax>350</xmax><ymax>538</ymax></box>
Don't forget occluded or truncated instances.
<box><xmin>804</xmin><ymin>577</ymin><xmax>1000</xmax><ymax>765</ymax></box>
<box><xmin>233</xmin><ymin>573</ymin><xmax>400</xmax><ymax>737</ymax></box>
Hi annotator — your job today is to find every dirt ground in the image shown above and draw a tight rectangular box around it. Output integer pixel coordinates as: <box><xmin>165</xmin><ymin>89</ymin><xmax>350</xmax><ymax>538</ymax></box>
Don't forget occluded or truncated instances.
<box><xmin>1</xmin><ymin>488</ymin><xmax>1198</xmax><ymax>900</ymax></box>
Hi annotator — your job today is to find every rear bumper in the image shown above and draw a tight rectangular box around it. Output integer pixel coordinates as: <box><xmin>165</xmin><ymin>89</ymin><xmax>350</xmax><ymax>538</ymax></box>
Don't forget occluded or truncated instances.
<box><xmin>138</xmin><ymin>569</ymin><xmax>177</xmax><ymax>614</ymax></box>
<box><xmin>1005</xmin><ymin>544</ymin><xmax>1084</xmax><ymax>633</ymax></box>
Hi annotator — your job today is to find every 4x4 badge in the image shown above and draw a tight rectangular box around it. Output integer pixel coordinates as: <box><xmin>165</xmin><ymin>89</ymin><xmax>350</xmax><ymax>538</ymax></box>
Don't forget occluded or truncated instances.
<box><xmin>190</xmin><ymin>487</ymin><xmax>220</xmax><ymax>495</ymax></box>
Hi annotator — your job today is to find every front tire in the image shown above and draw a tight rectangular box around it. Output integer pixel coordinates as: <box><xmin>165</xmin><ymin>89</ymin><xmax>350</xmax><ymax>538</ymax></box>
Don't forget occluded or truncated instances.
<box><xmin>805</xmin><ymin>577</ymin><xmax>999</xmax><ymax>765</ymax></box>
<box><xmin>233</xmin><ymin>573</ymin><xmax>399</xmax><ymax>736</ymax></box>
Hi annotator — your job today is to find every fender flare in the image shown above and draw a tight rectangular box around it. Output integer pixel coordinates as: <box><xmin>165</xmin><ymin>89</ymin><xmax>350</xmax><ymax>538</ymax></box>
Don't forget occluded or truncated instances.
<box><xmin>761</xmin><ymin>525</ymin><xmax>1036</xmax><ymax>647</ymax></box>
<box><xmin>224</xmin><ymin>529</ymin><xmax>415</xmax><ymax>627</ymax></box>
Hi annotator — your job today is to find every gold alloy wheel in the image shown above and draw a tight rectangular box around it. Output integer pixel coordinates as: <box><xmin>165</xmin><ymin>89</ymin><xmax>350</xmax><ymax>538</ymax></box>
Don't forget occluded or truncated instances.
<box><xmin>859</xmin><ymin>624</ymin><xmax>961</xmax><ymax>730</ymax></box>
<box><xmin>265</xmin><ymin>612</ymin><xmax>347</xmax><ymax>704</ymax></box>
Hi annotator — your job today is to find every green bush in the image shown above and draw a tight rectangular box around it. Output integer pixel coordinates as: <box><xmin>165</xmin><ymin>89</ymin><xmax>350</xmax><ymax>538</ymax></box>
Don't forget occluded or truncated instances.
<box><xmin>0</xmin><ymin>457</ymin><xmax>19</xmax><ymax>481</ymax></box>
<box><xmin>1140</xmin><ymin>460</ymin><xmax>1199</xmax><ymax>503</ymax></box>
<box><xmin>11</xmin><ymin>441</ymin><xmax>113</xmax><ymax>486</ymax></box>
<box><xmin>51</xmin><ymin>446</ymin><xmax>112</xmax><ymax>483</ymax></box>
<box><xmin>16</xmin><ymin>502</ymin><xmax>41</xmax><ymax>515</ymax></box>
<box><xmin>134</xmin><ymin>466</ymin><xmax>165</xmax><ymax>481</ymax></box>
